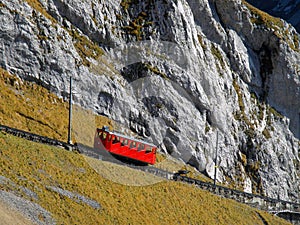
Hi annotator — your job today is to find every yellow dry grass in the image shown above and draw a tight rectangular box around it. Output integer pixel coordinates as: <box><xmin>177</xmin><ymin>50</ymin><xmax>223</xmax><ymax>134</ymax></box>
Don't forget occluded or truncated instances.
<box><xmin>72</xmin><ymin>105</ymin><xmax>114</xmax><ymax>146</ymax></box>
<box><xmin>24</xmin><ymin>0</ymin><xmax>56</xmax><ymax>23</ymax></box>
<box><xmin>0</xmin><ymin>132</ymin><xmax>292</xmax><ymax>225</ymax></box>
<box><xmin>0</xmin><ymin>68</ymin><xmax>113</xmax><ymax>143</ymax></box>
<box><xmin>243</xmin><ymin>0</ymin><xmax>299</xmax><ymax>51</ymax></box>
<box><xmin>155</xmin><ymin>155</ymin><xmax>211</xmax><ymax>182</ymax></box>
<box><xmin>0</xmin><ymin>68</ymin><xmax>69</xmax><ymax>141</ymax></box>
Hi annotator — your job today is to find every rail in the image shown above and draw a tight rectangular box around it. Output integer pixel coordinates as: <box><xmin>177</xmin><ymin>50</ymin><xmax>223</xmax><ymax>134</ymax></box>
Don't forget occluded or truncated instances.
<box><xmin>173</xmin><ymin>175</ymin><xmax>300</xmax><ymax>212</ymax></box>
<box><xmin>0</xmin><ymin>124</ymin><xmax>73</xmax><ymax>150</ymax></box>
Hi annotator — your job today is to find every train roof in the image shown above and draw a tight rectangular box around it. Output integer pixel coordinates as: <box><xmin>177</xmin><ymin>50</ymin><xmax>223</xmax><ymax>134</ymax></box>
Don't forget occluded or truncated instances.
<box><xmin>97</xmin><ymin>127</ymin><xmax>157</xmax><ymax>147</ymax></box>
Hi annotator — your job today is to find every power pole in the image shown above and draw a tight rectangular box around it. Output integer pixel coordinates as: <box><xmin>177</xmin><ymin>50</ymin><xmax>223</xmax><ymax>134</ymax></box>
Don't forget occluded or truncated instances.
<box><xmin>68</xmin><ymin>76</ymin><xmax>73</xmax><ymax>145</ymax></box>
<box><xmin>213</xmin><ymin>130</ymin><xmax>219</xmax><ymax>187</ymax></box>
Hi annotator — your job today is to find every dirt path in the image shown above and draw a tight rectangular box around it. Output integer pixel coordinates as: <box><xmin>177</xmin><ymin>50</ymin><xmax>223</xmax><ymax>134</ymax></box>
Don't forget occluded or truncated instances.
<box><xmin>0</xmin><ymin>200</ymin><xmax>34</xmax><ymax>225</ymax></box>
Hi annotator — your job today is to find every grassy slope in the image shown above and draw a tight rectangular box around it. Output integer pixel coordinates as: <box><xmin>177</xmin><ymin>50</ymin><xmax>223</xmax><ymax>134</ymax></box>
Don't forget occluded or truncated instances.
<box><xmin>0</xmin><ymin>68</ymin><xmax>292</xmax><ymax>224</ymax></box>
<box><xmin>0</xmin><ymin>68</ymin><xmax>69</xmax><ymax>141</ymax></box>
<box><xmin>0</xmin><ymin>132</ymin><xmax>291</xmax><ymax>225</ymax></box>
<box><xmin>0</xmin><ymin>68</ymin><xmax>113</xmax><ymax>144</ymax></box>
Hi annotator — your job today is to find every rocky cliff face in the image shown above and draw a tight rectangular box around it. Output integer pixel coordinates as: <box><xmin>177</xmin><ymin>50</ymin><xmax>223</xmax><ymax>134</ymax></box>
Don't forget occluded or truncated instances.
<box><xmin>1</xmin><ymin>0</ymin><xmax>300</xmax><ymax>201</ymax></box>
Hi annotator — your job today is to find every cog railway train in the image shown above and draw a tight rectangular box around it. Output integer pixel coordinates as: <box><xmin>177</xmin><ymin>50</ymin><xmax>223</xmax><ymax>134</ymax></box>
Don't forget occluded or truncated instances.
<box><xmin>94</xmin><ymin>126</ymin><xmax>157</xmax><ymax>165</ymax></box>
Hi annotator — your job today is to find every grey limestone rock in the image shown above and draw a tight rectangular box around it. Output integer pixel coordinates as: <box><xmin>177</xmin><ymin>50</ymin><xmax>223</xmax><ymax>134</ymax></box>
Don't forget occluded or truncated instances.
<box><xmin>1</xmin><ymin>0</ymin><xmax>300</xmax><ymax>201</ymax></box>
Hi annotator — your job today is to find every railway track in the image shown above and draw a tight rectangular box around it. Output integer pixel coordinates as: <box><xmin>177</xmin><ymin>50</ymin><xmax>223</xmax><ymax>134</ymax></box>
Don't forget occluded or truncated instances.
<box><xmin>0</xmin><ymin>125</ymin><xmax>173</xmax><ymax>180</ymax></box>
<box><xmin>0</xmin><ymin>124</ymin><xmax>73</xmax><ymax>150</ymax></box>
<box><xmin>1</xmin><ymin>124</ymin><xmax>300</xmax><ymax>221</ymax></box>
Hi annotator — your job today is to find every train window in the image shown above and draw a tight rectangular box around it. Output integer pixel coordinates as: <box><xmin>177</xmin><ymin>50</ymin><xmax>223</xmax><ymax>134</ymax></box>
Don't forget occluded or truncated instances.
<box><xmin>113</xmin><ymin>136</ymin><xmax>120</xmax><ymax>144</ymax></box>
<box><xmin>145</xmin><ymin>147</ymin><xmax>152</xmax><ymax>153</ymax></box>
<box><xmin>101</xmin><ymin>132</ymin><xmax>107</xmax><ymax>140</ymax></box>
<box><xmin>130</xmin><ymin>141</ymin><xmax>136</xmax><ymax>148</ymax></box>
<box><xmin>122</xmin><ymin>139</ymin><xmax>128</xmax><ymax>146</ymax></box>
<box><xmin>138</xmin><ymin>144</ymin><xmax>145</xmax><ymax>151</ymax></box>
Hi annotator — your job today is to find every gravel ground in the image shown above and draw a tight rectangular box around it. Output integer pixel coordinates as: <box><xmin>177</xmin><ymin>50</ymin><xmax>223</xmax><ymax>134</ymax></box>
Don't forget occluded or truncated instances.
<box><xmin>0</xmin><ymin>174</ymin><xmax>101</xmax><ymax>224</ymax></box>
<box><xmin>0</xmin><ymin>200</ymin><xmax>34</xmax><ymax>225</ymax></box>
<box><xmin>0</xmin><ymin>190</ymin><xmax>55</xmax><ymax>225</ymax></box>
<box><xmin>0</xmin><ymin>175</ymin><xmax>55</xmax><ymax>225</ymax></box>
<box><xmin>85</xmin><ymin>156</ymin><xmax>164</xmax><ymax>186</ymax></box>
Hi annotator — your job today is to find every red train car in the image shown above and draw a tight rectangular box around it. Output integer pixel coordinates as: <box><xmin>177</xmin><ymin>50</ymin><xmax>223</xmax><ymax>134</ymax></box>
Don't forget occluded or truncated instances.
<box><xmin>94</xmin><ymin>126</ymin><xmax>157</xmax><ymax>165</ymax></box>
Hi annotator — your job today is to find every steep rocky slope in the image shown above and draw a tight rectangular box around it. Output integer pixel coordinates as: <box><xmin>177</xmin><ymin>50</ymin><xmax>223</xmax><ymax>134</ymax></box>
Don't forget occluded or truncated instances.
<box><xmin>246</xmin><ymin>0</ymin><xmax>300</xmax><ymax>32</ymax></box>
<box><xmin>1</xmin><ymin>0</ymin><xmax>300</xmax><ymax>202</ymax></box>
